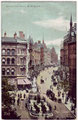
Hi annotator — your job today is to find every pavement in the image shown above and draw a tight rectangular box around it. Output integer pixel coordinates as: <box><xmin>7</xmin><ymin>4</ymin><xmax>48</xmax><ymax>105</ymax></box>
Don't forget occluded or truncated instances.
<box><xmin>16</xmin><ymin>99</ymin><xmax>31</xmax><ymax>119</ymax></box>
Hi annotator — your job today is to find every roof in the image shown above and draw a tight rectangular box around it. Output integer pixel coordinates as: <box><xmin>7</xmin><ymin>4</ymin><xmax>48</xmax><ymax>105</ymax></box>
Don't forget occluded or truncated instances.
<box><xmin>1</xmin><ymin>37</ymin><xmax>27</xmax><ymax>44</ymax></box>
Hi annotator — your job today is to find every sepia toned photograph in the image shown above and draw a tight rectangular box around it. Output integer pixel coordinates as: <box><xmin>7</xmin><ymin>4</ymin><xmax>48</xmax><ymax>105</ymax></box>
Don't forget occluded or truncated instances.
<box><xmin>1</xmin><ymin>1</ymin><xmax>76</xmax><ymax>119</ymax></box>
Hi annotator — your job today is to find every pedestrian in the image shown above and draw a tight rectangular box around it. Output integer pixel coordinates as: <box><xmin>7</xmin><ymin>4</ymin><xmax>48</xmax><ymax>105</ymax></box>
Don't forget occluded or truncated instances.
<box><xmin>54</xmin><ymin>105</ymin><xmax>56</xmax><ymax>110</ymax></box>
<box><xmin>17</xmin><ymin>98</ymin><xmax>20</xmax><ymax>106</ymax></box>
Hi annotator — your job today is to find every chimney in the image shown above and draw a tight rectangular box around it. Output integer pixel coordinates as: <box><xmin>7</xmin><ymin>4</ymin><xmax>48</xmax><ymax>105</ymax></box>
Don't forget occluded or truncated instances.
<box><xmin>14</xmin><ymin>32</ymin><xmax>17</xmax><ymax>39</ymax></box>
<box><xmin>38</xmin><ymin>40</ymin><xmax>41</xmax><ymax>44</ymax></box>
<box><xmin>23</xmin><ymin>34</ymin><xmax>25</xmax><ymax>38</ymax></box>
<box><xmin>43</xmin><ymin>40</ymin><xmax>44</xmax><ymax>44</ymax></box>
<box><xmin>4</xmin><ymin>32</ymin><xmax>6</xmax><ymax>37</ymax></box>
<box><xmin>19</xmin><ymin>31</ymin><xmax>24</xmax><ymax>39</ymax></box>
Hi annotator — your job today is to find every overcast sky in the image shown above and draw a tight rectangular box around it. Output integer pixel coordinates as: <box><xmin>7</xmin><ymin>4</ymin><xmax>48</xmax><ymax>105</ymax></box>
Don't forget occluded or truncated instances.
<box><xmin>1</xmin><ymin>1</ymin><xmax>76</xmax><ymax>59</ymax></box>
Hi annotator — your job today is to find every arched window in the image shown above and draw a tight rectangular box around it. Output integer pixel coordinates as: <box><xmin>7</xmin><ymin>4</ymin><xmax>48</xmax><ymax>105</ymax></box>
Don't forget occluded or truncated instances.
<box><xmin>11</xmin><ymin>58</ymin><xmax>15</xmax><ymax>64</ymax></box>
<box><xmin>2</xmin><ymin>58</ymin><xmax>5</xmax><ymax>64</ymax></box>
<box><xmin>12</xmin><ymin>49</ymin><xmax>15</xmax><ymax>55</ymax></box>
<box><xmin>7</xmin><ymin>49</ymin><xmax>10</xmax><ymax>55</ymax></box>
<box><xmin>2</xmin><ymin>68</ymin><xmax>5</xmax><ymax>75</ymax></box>
<box><xmin>7</xmin><ymin>58</ymin><xmax>10</xmax><ymax>64</ymax></box>
<box><xmin>2</xmin><ymin>49</ymin><xmax>6</xmax><ymax>55</ymax></box>
<box><xmin>11</xmin><ymin>68</ymin><xmax>15</xmax><ymax>75</ymax></box>
<box><xmin>7</xmin><ymin>68</ymin><xmax>10</xmax><ymax>75</ymax></box>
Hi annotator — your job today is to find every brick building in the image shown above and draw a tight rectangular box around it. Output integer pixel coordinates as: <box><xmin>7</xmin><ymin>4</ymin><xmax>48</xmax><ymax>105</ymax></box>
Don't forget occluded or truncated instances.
<box><xmin>60</xmin><ymin>16</ymin><xmax>76</xmax><ymax>102</ymax></box>
<box><xmin>32</xmin><ymin>41</ymin><xmax>41</xmax><ymax>66</ymax></box>
<box><xmin>68</xmin><ymin>40</ymin><xmax>76</xmax><ymax>100</ymax></box>
<box><xmin>1</xmin><ymin>32</ymin><xmax>29</xmax><ymax>88</ymax></box>
<box><xmin>60</xmin><ymin>48</ymin><xmax>64</xmax><ymax>65</ymax></box>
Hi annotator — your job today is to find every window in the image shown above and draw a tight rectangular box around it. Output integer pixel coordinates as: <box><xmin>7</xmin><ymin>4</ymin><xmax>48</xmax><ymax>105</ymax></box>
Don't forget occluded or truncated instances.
<box><xmin>20</xmin><ymin>58</ymin><xmax>24</xmax><ymax>64</ymax></box>
<box><xmin>2</xmin><ymin>68</ymin><xmax>5</xmax><ymax>75</ymax></box>
<box><xmin>20</xmin><ymin>67</ymin><xmax>25</xmax><ymax>75</ymax></box>
<box><xmin>2</xmin><ymin>49</ymin><xmax>6</xmax><ymax>55</ymax></box>
<box><xmin>11</xmin><ymin>58</ymin><xmax>15</xmax><ymax>64</ymax></box>
<box><xmin>11</xmin><ymin>69</ymin><xmax>15</xmax><ymax>75</ymax></box>
<box><xmin>7</xmin><ymin>49</ymin><xmax>10</xmax><ymax>55</ymax></box>
<box><xmin>7</xmin><ymin>68</ymin><xmax>10</xmax><ymax>75</ymax></box>
<box><xmin>7</xmin><ymin>58</ymin><xmax>10</xmax><ymax>64</ymax></box>
<box><xmin>21</xmin><ymin>49</ymin><xmax>25</xmax><ymax>54</ymax></box>
<box><xmin>12</xmin><ymin>49</ymin><xmax>15</xmax><ymax>55</ymax></box>
<box><xmin>2</xmin><ymin>58</ymin><xmax>5</xmax><ymax>64</ymax></box>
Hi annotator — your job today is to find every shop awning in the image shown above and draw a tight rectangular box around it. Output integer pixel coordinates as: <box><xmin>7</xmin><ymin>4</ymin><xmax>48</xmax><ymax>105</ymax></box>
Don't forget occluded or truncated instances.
<box><xmin>17</xmin><ymin>78</ymin><xmax>32</xmax><ymax>85</ymax></box>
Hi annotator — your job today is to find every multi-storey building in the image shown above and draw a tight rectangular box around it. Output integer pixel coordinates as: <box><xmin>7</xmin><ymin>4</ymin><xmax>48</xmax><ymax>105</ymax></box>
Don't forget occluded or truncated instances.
<box><xmin>50</xmin><ymin>47</ymin><xmax>58</xmax><ymax>64</ymax></box>
<box><xmin>44</xmin><ymin>48</ymin><xmax>51</xmax><ymax>66</ymax></box>
<box><xmin>2</xmin><ymin>32</ymin><xmax>28</xmax><ymax>88</ymax></box>
<box><xmin>60</xmin><ymin>48</ymin><xmax>64</xmax><ymax>65</ymax></box>
<box><xmin>60</xmin><ymin>16</ymin><xmax>76</xmax><ymax>102</ymax></box>
<box><xmin>29</xmin><ymin>40</ymin><xmax>44</xmax><ymax>67</ymax></box>
<box><xmin>33</xmin><ymin>42</ymin><xmax>41</xmax><ymax>66</ymax></box>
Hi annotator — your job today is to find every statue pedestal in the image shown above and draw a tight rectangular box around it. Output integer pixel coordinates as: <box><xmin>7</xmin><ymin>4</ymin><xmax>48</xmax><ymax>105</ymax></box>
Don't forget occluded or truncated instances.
<box><xmin>32</xmin><ymin>77</ymin><xmax>37</xmax><ymax>93</ymax></box>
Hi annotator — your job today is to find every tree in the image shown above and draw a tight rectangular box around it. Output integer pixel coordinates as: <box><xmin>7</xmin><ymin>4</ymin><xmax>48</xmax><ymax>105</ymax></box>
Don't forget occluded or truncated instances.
<box><xmin>2</xmin><ymin>77</ymin><xmax>20</xmax><ymax>119</ymax></box>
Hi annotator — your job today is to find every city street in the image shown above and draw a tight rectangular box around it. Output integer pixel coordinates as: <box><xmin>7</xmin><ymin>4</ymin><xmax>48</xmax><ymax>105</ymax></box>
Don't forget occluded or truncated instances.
<box><xmin>1</xmin><ymin>2</ymin><xmax>76</xmax><ymax>120</ymax></box>
<box><xmin>37</xmin><ymin>66</ymin><xmax>75</xmax><ymax>119</ymax></box>
<box><xmin>37</xmin><ymin>66</ymin><xmax>58</xmax><ymax>94</ymax></box>
<box><xmin>10</xmin><ymin>66</ymin><xmax>75</xmax><ymax>119</ymax></box>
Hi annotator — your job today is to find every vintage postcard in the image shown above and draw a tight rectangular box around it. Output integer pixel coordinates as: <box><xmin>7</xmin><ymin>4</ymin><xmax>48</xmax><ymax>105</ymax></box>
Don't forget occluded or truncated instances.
<box><xmin>1</xmin><ymin>1</ymin><xmax>76</xmax><ymax>119</ymax></box>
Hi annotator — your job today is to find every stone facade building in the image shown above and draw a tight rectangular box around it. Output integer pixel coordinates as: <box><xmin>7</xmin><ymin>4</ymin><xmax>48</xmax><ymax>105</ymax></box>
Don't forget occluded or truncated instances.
<box><xmin>2</xmin><ymin>32</ymin><xmax>27</xmax><ymax>87</ymax></box>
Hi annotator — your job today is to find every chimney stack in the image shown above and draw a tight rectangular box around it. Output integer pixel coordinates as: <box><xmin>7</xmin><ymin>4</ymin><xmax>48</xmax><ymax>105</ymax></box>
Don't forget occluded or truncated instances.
<box><xmin>38</xmin><ymin>40</ymin><xmax>41</xmax><ymax>44</ymax></box>
<box><xmin>4</xmin><ymin>32</ymin><xmax>6</xmax><ymax>37</ymax></box>
<box><xmin>23</xmin><ymin>34</ymin><xmax>25</xmax><ymax>38</ymax></box>
<box><xmin>19</xmin><ymin>31</ymin><xmax>25</xmax><ymax>39</ymax></box>
<box><xmin>43</xmin><ymin>40</ymin><xmax>44</xmax><ymax>44</ymax></box>
<box><xmin>14</xmin><ymin>32</ymin><xmax>17</xmax><ymax>39</ymax></box>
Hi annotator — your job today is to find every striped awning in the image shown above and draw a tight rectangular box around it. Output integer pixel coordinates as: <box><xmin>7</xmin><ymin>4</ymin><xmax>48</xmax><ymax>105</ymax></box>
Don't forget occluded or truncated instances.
<box><xmin>17</xmin><ymin>78</ymin><xmax>31</xmax><ymax>85</ymax></box>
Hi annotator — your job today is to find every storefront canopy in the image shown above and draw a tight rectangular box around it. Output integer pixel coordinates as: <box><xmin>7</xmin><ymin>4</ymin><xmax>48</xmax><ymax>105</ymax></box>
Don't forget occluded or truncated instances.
<box><xmin>17</xmin><ymin>78</ymin><xmax>32</xmax><ymax>85</ymax></box>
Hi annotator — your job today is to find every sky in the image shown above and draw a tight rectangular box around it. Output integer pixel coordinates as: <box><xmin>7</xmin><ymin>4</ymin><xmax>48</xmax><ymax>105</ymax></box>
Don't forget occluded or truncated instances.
<box><xmin>1</xmin><ymin>1</ymin><xmax>76</xmax><ymax>59</ymax></box>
